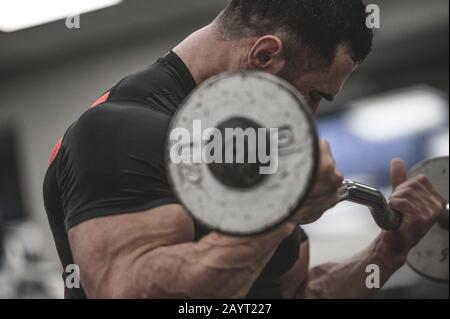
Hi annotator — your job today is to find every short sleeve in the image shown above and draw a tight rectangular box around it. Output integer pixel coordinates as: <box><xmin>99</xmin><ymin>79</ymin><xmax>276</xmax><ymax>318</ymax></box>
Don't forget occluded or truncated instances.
<box><xmin>57</xmin><ymin>102</ymin><xmax>179</xmax><ymax>230</ymax></box>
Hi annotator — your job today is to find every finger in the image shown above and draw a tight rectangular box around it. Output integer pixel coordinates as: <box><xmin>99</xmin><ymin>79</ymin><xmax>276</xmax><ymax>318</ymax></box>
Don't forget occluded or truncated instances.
<box><xmin>311</xmin><ymin>169</ymin><xmax>343</xmax><ymax>197</ymax></box>
<box><xmin>403</xmin><ymin>175</ymin><xmax>446</xmax><ymax>209</ymax></box>
<box><xmin>415</xmin><ymin>175</ymin><xmax>447</xmax><ymax>207</ymax></box>
<box><xmin>391</xmin><ymin>158</ymin><xmax>407</xmax><ymax>191</ymax></box>
<box><xmin>320</xmin><ymin>139</ymin><xmax>336</xmax><ymax>166</ymax></box>
<box><xmin>389</xmin><ymin>198</ymin><xmax>417</xmax><ymax>215</ymax></box>
<box><xmin>391</xmin><ymin>186</ymin><xmax>418</xmax><ymax>201</ymax></box>
<box><xmin>394</xmin><ymin>188</ymin><xmax>434</xmax><ymax>216</ymax></box>
<box><xmin>392</xmin><ymin>183</ymin><xmax>445</xmax><ymax>225</ymax></box>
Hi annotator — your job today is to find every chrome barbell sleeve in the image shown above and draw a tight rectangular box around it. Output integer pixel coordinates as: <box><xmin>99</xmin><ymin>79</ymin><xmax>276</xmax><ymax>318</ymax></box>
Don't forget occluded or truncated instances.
<box><xmin>337</xmin><ymin>180</ymin><xmax>403</xmax><ymax>230</ymax></box>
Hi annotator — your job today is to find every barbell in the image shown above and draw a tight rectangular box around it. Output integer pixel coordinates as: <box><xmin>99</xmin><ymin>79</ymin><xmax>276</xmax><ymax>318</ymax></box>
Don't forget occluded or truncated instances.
<box><xmin>166</xmin><ymin>71</ymin><xmax>449</xmax><ymax>281</ymax></box>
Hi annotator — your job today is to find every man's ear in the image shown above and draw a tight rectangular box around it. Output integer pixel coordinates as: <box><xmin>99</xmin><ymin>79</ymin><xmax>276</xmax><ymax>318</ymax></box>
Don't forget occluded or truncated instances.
<box><xmin>247</xmin><ymin>36</ymin><xmax>286</xmax><ymax>73</ymax></box>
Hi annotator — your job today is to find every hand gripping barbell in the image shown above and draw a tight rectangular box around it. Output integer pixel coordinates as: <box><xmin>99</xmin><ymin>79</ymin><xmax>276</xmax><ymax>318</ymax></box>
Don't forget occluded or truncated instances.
<box><xmin>167</xmin><ymin>71</ymin><xmax>449</xmax><ymax>281</ymax></box>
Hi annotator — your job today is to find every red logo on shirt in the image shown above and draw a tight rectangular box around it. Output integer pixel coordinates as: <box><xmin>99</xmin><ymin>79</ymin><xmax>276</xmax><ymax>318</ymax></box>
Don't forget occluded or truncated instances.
<box><xmin>49</xmin><ymin>138</ymin><xmax>63</xmax><ymax>165</ymax></box>
<box><xmin>92</xmin><ymin>91</ymin><xmax>110</xmax><ymax>107</ymax></box>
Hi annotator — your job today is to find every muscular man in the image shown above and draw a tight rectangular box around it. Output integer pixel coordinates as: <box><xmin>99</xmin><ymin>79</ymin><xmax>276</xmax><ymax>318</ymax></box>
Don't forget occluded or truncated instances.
<box><xmin>43</xmin><ymin>0</ymin><xmax>446</xmax><ymax>299</ymax></box>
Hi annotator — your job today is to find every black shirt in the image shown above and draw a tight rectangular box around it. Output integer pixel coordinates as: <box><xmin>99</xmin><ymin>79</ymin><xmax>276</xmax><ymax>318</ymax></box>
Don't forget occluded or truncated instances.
<box><xmin>43</xmin><ymin>51</ymin><xmax>307</xmax><ymax>299</ymax></box>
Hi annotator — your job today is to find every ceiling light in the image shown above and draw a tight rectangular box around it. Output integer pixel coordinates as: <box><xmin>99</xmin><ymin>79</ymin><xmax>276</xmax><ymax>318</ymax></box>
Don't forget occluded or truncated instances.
<box><xmin>346</xmin><ymin>86</ymin><xmax>447</xmax><ymax>142</ymax></box>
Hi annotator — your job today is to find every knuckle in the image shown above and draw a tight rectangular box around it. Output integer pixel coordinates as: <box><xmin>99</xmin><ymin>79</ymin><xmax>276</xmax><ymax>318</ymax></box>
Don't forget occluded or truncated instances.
<box><xmin>417</xmin><ymin>174</ymin><xmax>431</xmax><ymax>186</ymax></box>
<box><xmin>422</xmin><ymin>207</ymin><xmax>433</xmax><ymax>218</ymax></box>
<box><xmin>403</xmin><ymin>187</ymin><xmax>415</xmax><ymax>198</ymax></box>
<box><xmin>409</xmin><ymin>180</ymin><xmax>422</xmax><ymax>190</ymax></box>
<box><xmin>389</xmin><ymin>202</ymin><xmax>400</xmax><ymax>212</ymax></box>
<box><xmin>431</xmin><ymin>199</ymin><xmax>443</xmax><ymax>211</ymax></box>
<box><xmin>403</xmin><ymin>201</ymin><xmax>415</xmax><ymax>212</ymax></box>
<box><xmin>395</xmin><ymin>199</ymin><xmax>408</xmax><ymax>211</ymax></box>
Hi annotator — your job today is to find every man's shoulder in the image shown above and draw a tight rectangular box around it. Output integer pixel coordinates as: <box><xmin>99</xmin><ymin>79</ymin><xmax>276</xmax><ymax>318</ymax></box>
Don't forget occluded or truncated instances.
<box><xmin>79</xmin><ymin>101</ymin><xmax>171</xmax><ymax>125</ymax></box>
<box><xmin>63</xmin><ymin>101</ymin><xmax>172</xmax><ymax>152</ymax></box>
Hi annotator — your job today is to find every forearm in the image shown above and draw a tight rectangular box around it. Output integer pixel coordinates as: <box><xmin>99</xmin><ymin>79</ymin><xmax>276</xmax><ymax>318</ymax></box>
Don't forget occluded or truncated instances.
<box><xmin>127</xmin><ymin>224</ymin><xmax>295</xmax><ymax>299</ymax></box>
<box><xmin>297</xmin><ymin>232</ymin><xmax>407</xmax><ymax>299</ymax></box>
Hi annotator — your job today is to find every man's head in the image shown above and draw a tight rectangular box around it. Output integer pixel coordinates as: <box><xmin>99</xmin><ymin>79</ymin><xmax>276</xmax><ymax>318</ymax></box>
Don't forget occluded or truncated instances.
<box><xmin>213</xmin><ymin>0</ymin><xmax>373</xmax><ymax>113</ymax></box>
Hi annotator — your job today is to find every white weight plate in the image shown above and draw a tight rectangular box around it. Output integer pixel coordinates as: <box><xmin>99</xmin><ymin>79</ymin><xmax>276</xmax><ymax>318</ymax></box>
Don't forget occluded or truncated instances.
<box><xmin>167</xmin><ymin>72</ymin><xmax>319</xmax><ymax>235</ymax></box>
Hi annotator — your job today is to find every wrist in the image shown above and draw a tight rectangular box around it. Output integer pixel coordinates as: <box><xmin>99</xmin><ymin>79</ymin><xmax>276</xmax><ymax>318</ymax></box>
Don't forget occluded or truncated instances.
<box><xmin>273</xmin><ymin>221</ymin><xmax>297</xmax><ymax>239</ymax></box>
<box><xmin>373</xmin><ymin>232</ymin><xmax>408</xmax><ymax>271</ymax></box>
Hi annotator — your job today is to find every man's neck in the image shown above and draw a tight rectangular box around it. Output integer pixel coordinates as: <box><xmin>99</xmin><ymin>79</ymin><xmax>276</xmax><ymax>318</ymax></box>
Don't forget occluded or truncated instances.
<box><xmin>173</xmin><ymin>24</ymin><xmax>243</xmax><ymax>85</ymax></box>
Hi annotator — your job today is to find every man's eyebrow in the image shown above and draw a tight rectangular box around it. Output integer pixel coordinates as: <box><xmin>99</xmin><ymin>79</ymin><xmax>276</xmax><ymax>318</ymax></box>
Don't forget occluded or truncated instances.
<box><xmin>318</xmin><ymin>91</ymin><xmax>335</xmax><ymax>102</ymax></box>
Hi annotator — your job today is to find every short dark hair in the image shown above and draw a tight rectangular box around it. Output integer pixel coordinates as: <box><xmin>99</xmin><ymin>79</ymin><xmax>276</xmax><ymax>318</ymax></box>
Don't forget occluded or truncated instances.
<box><xmin>216</xmin><ymin>0</ymin><xmax>373</xmax><ymax>75</ymax></box>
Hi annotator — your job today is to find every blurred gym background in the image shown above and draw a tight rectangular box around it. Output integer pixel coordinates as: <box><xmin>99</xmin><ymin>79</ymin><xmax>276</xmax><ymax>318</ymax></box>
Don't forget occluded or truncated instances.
<box><xmin>0</xmin><ymin>0</ymin><xmax>448</xmax><ymax>299</ymax></box>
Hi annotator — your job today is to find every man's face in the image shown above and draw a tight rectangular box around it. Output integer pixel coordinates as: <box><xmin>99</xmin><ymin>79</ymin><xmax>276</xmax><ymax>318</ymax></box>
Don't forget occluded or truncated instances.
<box><xmin>287</xmin><ymin>45</ymin><xmax>358</xmax><ymax>115</ymax></box>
